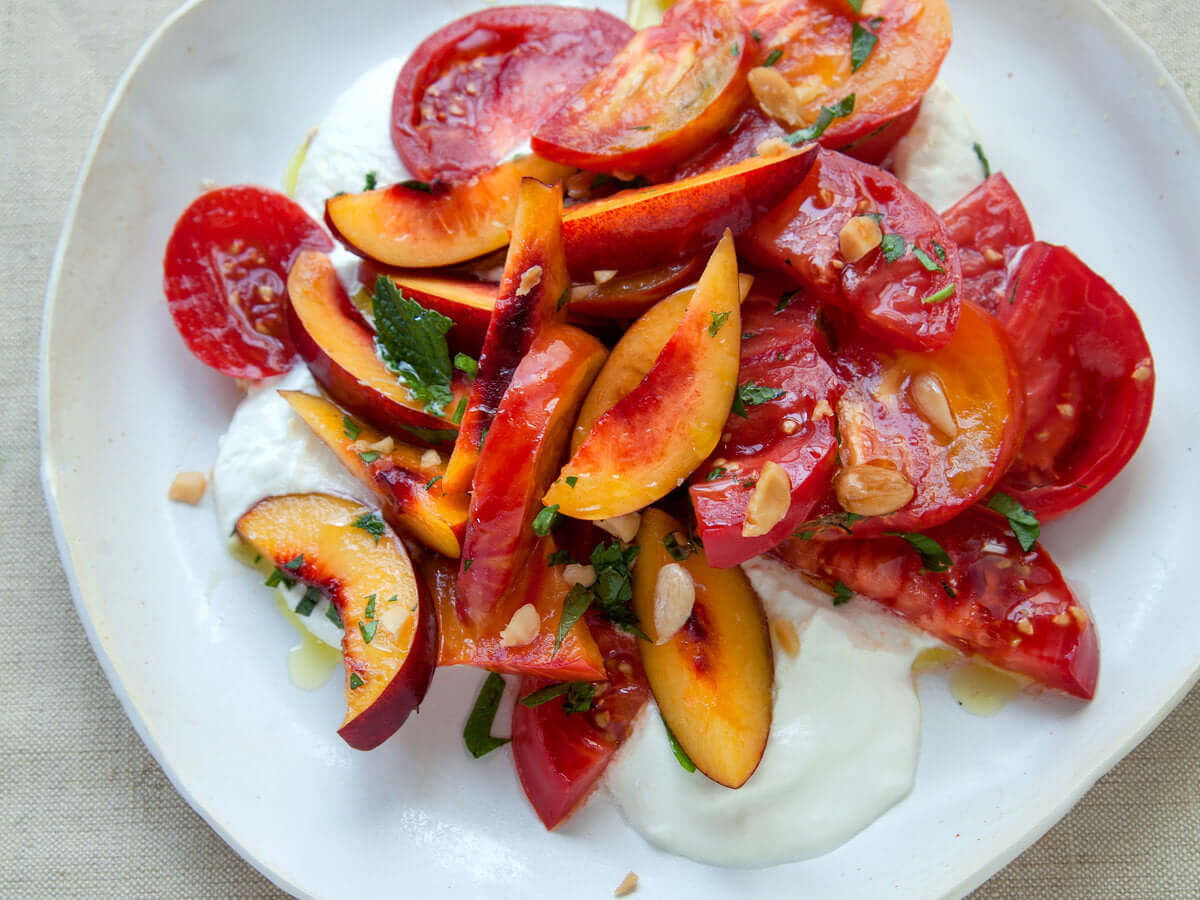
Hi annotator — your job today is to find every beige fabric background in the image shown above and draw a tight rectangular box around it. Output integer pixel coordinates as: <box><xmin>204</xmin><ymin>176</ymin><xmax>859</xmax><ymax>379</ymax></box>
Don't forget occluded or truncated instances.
<box><xmin>2</xmin><ymin>0</ymin><xmax>1196</xmax><ymax>896</ymax></box>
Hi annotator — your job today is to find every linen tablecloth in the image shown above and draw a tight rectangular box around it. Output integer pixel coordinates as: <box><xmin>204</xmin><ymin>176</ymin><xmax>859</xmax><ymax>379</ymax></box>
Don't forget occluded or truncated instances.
<box><xmin>2</xmin><ymin>1</ymin><xmax>1196</xmax><ymax>896</ymax></box>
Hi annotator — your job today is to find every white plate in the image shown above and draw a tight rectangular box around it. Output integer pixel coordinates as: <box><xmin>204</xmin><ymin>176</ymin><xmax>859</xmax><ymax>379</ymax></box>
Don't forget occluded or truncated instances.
<box><xmin>40</xmin><ymin>0</ymin><xmax>1200</xmax><ymax>897</ymax></box>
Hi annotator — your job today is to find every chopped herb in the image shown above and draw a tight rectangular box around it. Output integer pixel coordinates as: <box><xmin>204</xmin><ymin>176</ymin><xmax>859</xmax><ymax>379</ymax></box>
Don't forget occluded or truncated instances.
<box><xmin>342</xmin><ymin>415</ymin><xmax>361</xmax><ymax>440</ymax></box>
<box><xmin>777</xmin><ymin>288</ymin><xmax>800</xmax><ymax>312</ymax></box>
<box><xmin>706</xmin><ymin>466</ymin><xmax>727</xmax><ymax>482</ymax></box>
<box><xmin>889</xmin><ymin>531</ymin><xmax>952</xmax><ymax>573</ymax></box>
<box><xmin>776</xmin><ymin>351</ymin><xmax>785</xmax><ymax>361</ymax></box>
<box><xmin>912</xmin><ymin>247</ymin><xmax>944</xmax><ymax>273</ymax></box>
<box><xmin>351</xmin><ymin>512</ymin><xmax>385</xmax><ymax>544</ymax></box>
<box><xmin>555</xmin><ymin>583</ymin><xmax>593</xmax><ymax>652</ymax></box>
<box><xmin>364</xmin><ymin>594</ymin><xmax>377</xmax><ymax>621</ymax></box>
<box><xmin>372</xmin><ymin>276</ymin><xmax>455</xmax><ymax>416</ymax></box>
<box><xmin>562</xmin><ymin>682</ymin><xmax>595</xmax><ymax>714</ymax></box>
<box><xmin>870</xmin><ymin>15</ymin><xmax>884</xmax><ymax>27</ymax></box>
<box><xmin>847</xmin><ymin>0</ymin><xmax>863</xmax><ymax>12</ymax></box>
<box><xmin>359</xmin><ymin>450</ymin><xmax>381</xmax><ymax>464</ymax></box>
<box><xmin>751</xmin><ymin>28</ymin><xmax>763</xmax><ymax>42</ymax></box>
<box><xmin>973</xmin><ymin>142</ymin><xmax>991</xmax><ymax>178</ymax></box>
<box><xmin>732</xmin><ymin>381</ymin><xmax>785</xmax><ymax>417</ymax></box>
<box><xmin>546</xmin><ymin>549</ymin><xmax>575</xmax><ymax>567</ymax></box>
<box><xmin>463</xmin><ymin>672</ymin><xmax>510</xmax><ymax>758</ymax></box>
<box><xmin>359</xmin><ymin>619</ymin><xmax>378</xmax><ymax>644</ymax></box>
<box><xmin>663</xmin><ymin>532</ymin><xmax>693</xmax><ymax>561</ymax></box>
<box><xmin>932</xmin><ymin>240</ymin><xmax>947</xmax><ymax>261</ymax></box>
<box><xmin>284</xmin><ymin>554</ymin><xmax>304</xmax><ymax>571</ymax></box>
<box><xmin>832</xmin><ymin>580</ymin><xmax>853</xmax><ymax>606</ymax></box>
<box><xmin>731</xmin><ymin>41</ymin><xmax>740</xmax><ymax>57</ymax></box>
<box><xmin>425</xmin><ymin>475</ymin><xmax>442</xmax><ymax>491</ymax></box>
<box><xmin>565</xmin><ymin>475</ymin><xmax>579</xmax><ymax>488</ymax></box>
<box><xmin>986</xmin><ymin>492</ymin><xmax>1041</xmax><ymax>552</ymax></box>
<box><xmin>941</xmin><ymin>580</ymin><xmax>957</xmax><ymax>599</ymax></box>
<box><xmin>518</xmin><ymin>683</ymin><xmax>568</xmax><ymax>708</ymax></box>
<box><xmin>1008</xmin><ymin>278</ymin><xmax>1020</xmax><ymax>306</ymax></box>
<box><xmin>451</xmin><ymin>396</ymin><xmax>468</xmax><ymax>426</ymax></box>
<box><xmin>708</xmin><ymin>310</ymin><xmax>732</xmax><ymax>337</ymax></box>
<box><xmin>463</xmin><ymin>558</ymin><xmax>474</xmax><ymax>572</ymax></box>
<box><xmin>663</xmin><ymin>717</ymin><xmax>697</xmax><ymax>773</ymax></box>
<box><xmin>880</xmin><ymin>233</ymin><xmax>907</xmax><ymax>263</ymax></box>
<box><xmin>264</xmin><ymin>568</ymin><xmax>295</xmax><ymax>589</ymax></box>
<box><xmin>742</xmin><ymin>332</ymin><xmax>757</xmax><ymax>341</ymax></box>
<box><xmin>349</xmin><ymin>672</ymin><xmax>365</xmax><ymax>690</ymax></box>
<box><xmin>741</xmin><ymin>477</ymin><xmax>757</xmax><ymax>488</ymax></box>
<box><xmin>326</xmin><ymin>602</ymin><xmax>343</xmax><ymax>629</ymax></box>
<box><xmin>363</xmin><ymin>171</ymin><xmax>377</xmax><ymax>191</ymax></box>
<box><xmin>387</xmin><ymin>594</ymin><xmax>398</xmax><ymax>603</ymax></box>
<box><xmin>252</xmin><ymin>554</ymin><xmax>261</xmax><ymax>564</ymax></box>
<box><xmin>294</xmin><ymin>587</ymin><xmax>321</xmax><ymax>617</ymax></box>
<box><xmin>557</xmin><ymin>287</ymin><xmax>570</xmax><ymax>311</ymax></box>
<box><xmin>863</xmin><ymin>211</ymin><xmax>884</xmax><ymax>223</ymax></box>
<box><xmin>922</xmin><ymin>283</ymin><xmax>957</xmax><ymax>305</ymax></box>
<box><xmin>793</xmin><ymin>511</ymin><xmax>866</xmax><ymax>538</ymax></box>
<box><xmin>399</xmin><ymin>179</ymin><xmax>433</xmax><ymax>193</ymax></box>
<box><xmin>763</xmin><ymin>48</ymin><xmax>783</xmax><ymax>67</ymax></box>
<box><xmin>785</xmin><ymin>94</ymin><xmax>855</xmax><ymax>144</ymax></box>
<box><xmin>850</xmin><ymin>22</ymin><xmax>878</xmax><ymax>72</ymax></box>
<box><xmin>630</xmin><ymin>125</ymin><xmax>651</xmax><ymax>131</ymax></box>
<box><xmin>478</xmin><ymin>425</ymin><xmax>489</xmax><ymax>451</ymax></box>
<box><xmin>453</xmin><ymin>353</ymin><xmax>478</xmax><ymax>379</ymax></box>
<box><xmin>532</xmin><ymin>504</ymin><xmax>561</xmax><ymax>537</ymax></box>
<box><xmin>590</xmin><ymin>541</ymin><xmax>644</xmax><ymax>636</ymax></box>
<box><xmin>402</xmin><ymin>424</ymin><xmax>458</xmax><ymax>444</ymax></box>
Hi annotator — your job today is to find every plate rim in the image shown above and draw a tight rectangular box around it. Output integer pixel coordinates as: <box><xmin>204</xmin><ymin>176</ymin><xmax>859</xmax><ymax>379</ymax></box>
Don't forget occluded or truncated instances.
<box><xmin>37</xmin><ymin>1</ymin><xmax>1200</xmax><ymax>898</ymax></box>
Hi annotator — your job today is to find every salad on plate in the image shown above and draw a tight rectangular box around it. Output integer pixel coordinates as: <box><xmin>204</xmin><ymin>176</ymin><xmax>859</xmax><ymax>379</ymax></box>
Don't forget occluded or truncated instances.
<box><xmin>160</xmin><ymin>0</ymin><xmax>1155</xmax><ymax>874</ymax></box>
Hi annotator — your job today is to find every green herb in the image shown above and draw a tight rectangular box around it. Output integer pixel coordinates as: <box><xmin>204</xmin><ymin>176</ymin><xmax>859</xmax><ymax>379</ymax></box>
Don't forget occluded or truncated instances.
<box><xmin>463</xmin><ymin>672</ymin><xmax>510</xmax><ymax>758</ymax></box>
<box><xmin>847</xmin><ymin>0</ymin><xmax>863</xmax><ymax>13</ymax></box>
<box><xmin>349</xmin><ymin>673</ymin><xmax>365</xmax><ymax>690</ymax></box>
<box><xmin>1008</xmin><ymin>278</ymin><xmax>1020</xmax><ymax>306</ymax></box>
<box><xmin>295</xmin><ymin>587</ymin><xmax>321</xmax><ymax>617</ymax></box>
<box><xmin>888</xmin><ymin>531</ymin><xmax>952</xmax><ymax>572</ymax></box>
<box><xmin>565</xmin><ymin>475</ymin><xmax>579</xmax><ymax>488</ymax></box>
<box><xmin>709</xmin><ymin>310</ymin><xmax>732</xmax><ymax>337</ymax></box>
<box><xmin>399</xmin><ymin>179</ymin><xmax>433</xmax><ymax>193</ymax></box>
<box><xmin>850</xmin><ymin>22</ymin><xmax>878</xmax><ymax>72</ymax></box>
<box><xmin>351</xmin><ymin>512</ymin><xmax>385</xmax><ymax>544</ymax></box>
<box><xmin>776</xmin><ymin>351</ymin><xmax>785</xmax><ymax>361</ymax></box>
<box><xmin>590</xmin><ymin>541</ymin><xmax>644</xmax><ymax>636</ymax></box>
<box><xmin>557</xmin><ymin>287</ymin><xmax>570</xmax><ymax>311</ymax></box>
<box><xmin>706</xmin><ymin>466</ymin><xmax>727</xmax><ymax>481</ymax></box>
<box><xmin>326</xmin><ymin>602</ymin><xmax>343</xmax><ymax>629</ymax></box>
<box><xmin>733</xmin><ymin>381</ymin><xmax>785</xmax><ymax>417</ymax></box>
<box><xmin>973</xmin><ymin>142</ymin><xmax>991</xmax><ymax>178</ymax></box>
<box><xmin>532</xmin><ymin>504</ymin><xmax>561</xmax><ymax>537</ymax></box>
<box><xmin>932</xmin><ymin>240</ymin><xmax>946</xmax><ymax>261</ymax></box>
<box><xmin>913</xmin><ymin>247</ymin><xmax>944</xmax><ymax>273</ymax></box>
<box><xmin>562</xmin><ymin>682</ymin><xmax>595</xmax><ymax>714</ymax></box>
<box><xmin>751</xmin><ymin>28</ymin><xmax>763</xmax><ymax>42</ymax></box>
<box><xmin>359</xmin><ymin>619</ymin><xmax>378</xmax><ymax>644</ymax></box>
<box><xmin>372</xmin><ymin>276</ymin><xmax>455</xmax><ymax>416</ymax></box>
<box><xmin>880</xmin><ymin>233</ymin><xmax>907</xmax><ymax>263</ymax></box>
<box><xmin>546</xmin><ymin>549</ymin><xmax>575</xmax><ymax>567</ymax></box>
<box><xmin>832</xmin><ymin>580</ymin><xmax>853</xmax><ymax>606</ymax></box>
<box><xmin>283</xmin><ymin>554</ymin><xmax>304</xmax><ymax>571</ymax></box>
<box><xmin>425</xmin><ymin>475</ymin><xmax>442</xmax><ymax>491</ymax></box>
<box><xmin>264</xmin><ymin>568</ymin><xmax>295</xmax><ymax>589</ymax></box>
<box><xmin>630</xmin><ymin>125</ymin><xmax>651</xmax><ymax>131</ymax></box>
<box><xmin>663</xmin><ymin>717</ymin><xmax>697</xmax><ymax>773</ymax></box>
<box><xmin>364</xmin><ymin>171</ymin><xmax>377</xmax><ymax>191</ymax></box>
<box><xmin>763</xmin><ymin>48</ymin><xmax>783</xmax><ymax>67</ymax></box>
<box><xmin>731</xmin><ymin>42</ymin><xmax>740</xmax><ymax>57</ymax></box>
<box><xmin>478</xmin><ymin>425</ymin><xmax>489</xmax><ymax>451</ymax></box>
<box><xmin>941</xmin><ymin>580</ymin><xmax>957</xmax><ymax>599</ymax></box>
<box><xmin>364</xmin><ymin>594</ymin><xmax>376</xmax><ymax>620</ymax></box>
<box><xmin>342</xmin><ymin>415</ymin><xmax>361</xmax><ymax>440</ymax></box>
<box><xmin>555</xmin><ymin>583</ymin><xmax>593</xmax><ymax>653</ymax></box>
<box><xmin>922</xmin><ymin>283</ymin><xmax>957</xmax><ymax>305</ymax></box>
<box><xmin>792</xmin><ymin>511</ymin><xmax>866</xmax><ymax>539</ymax></box>
<box><xmin>451</xmin><ymin>396</ymin><xmax>468</xmax><ymax>426</ymax></box>
<box><xmin>518</xmin><ymin>683</ymin><xmax>569</xmax><ymax>708</ymax></box>
<box><xmin>663</xmin><ymin>532</ymin><xmax>693</xmax><ymax>561</ymax></box>
<box><xmin>777</xmin><ymin>288</ymin><xmax>800</xmax><ymax>312</ymax></box>
<box><xmin>463</xmin><ymin>558</ymin><xmax>474</xmax><ymax>572</ymax></box>
<box><xmin>454</xmin><ymin>353</ymin><xmax>478</xmax><ymax>379</ymax></box>
<box><xmin>401</xmin><ymin>424</ymin><xmax>457</xmax><ymax>444</ymax></box>
<box><xmin>252</xmin><ymin>554</ymin><xmax>261</xmax><ymax>564</ymax></box>
<box><xmin>359</xmin><ymin>450</ymin><xmax>381</xmax><ymax>464</ymax></box>
<box><xmin>785</xmin><ymin>94</ymin><xmax>855</xmax><ymax>144</ymax></box>
<box><xmin>870</xmin><ymin>15</ymin><xmax>884</xmax><ymax>27</ymax></box>
<box><xmin>986</xmin><ymin>492</ymin><xmax>1040</xmax><ymax>552</ymax></box>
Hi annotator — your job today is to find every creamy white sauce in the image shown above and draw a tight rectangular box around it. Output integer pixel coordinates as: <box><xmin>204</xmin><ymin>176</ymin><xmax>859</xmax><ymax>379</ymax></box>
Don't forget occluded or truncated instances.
<box><xmin>606</xmin><ymin>557</ymin><xmax>938</xmax><ymax>867</ymax></box>
<box><xmin>891</xmin><ymin>81</ymin><xmax>987</xmax><ymax>213</ymax></box>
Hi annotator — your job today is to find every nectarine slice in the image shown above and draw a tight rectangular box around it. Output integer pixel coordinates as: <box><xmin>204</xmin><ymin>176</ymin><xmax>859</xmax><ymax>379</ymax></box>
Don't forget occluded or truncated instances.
<box><xmin>286</xmin><ymin>251</ymin><xmax>464</xmax><ymax>442</ymax></box>
<box><xmin>544</xmin><ymin>232</ymin><xmax>741</xmax><ymax>520</ymax></box>
<box><xmin>458</xmin><ymin>324</ymin><xmax>607</xmax><ymax>620</ymax></box>
<box><xmin>236</xmin><ymin>493</ymin><xmax>437</xmax><ymax>751</ymax></box>
<box><xmin>281</xmin><ymin>391</ymin><xmax>468</xmax><ymax>558</ymax></box>
<box><xmin>444</xmin><ymin>177</ymin><xmax>572</xmax><ymax>494</ymax></box>
<box><xmin>325</xmin><ymin>154</ymin><xmax>571</xmax><ymax>268</ymax></box>
<box><xmin>632</xmin><ymin>508</ymin><xmax>773</xmax><ymax>788</ymax></box>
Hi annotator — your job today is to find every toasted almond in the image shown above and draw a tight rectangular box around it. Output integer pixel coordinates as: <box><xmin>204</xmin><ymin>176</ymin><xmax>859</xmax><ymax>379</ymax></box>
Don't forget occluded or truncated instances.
<box><xmin>653</xmin><ymin>563</ymin><xmax>695</xmax><ymax>645</ymax></box>
<box><xmin>598</xmin><ymin>512</ymin><xmax>642</xmax><ymax>544</ymax></box>
<box><xmin>564</xmin><ymin>564</ymin><xmax>597</xmax><ymax>588</ymax></box>
<box><xmin>365</xmin><ymin>436</ymin><xmax>395</xmax><ymax>455</ymax></box>
<box><xmin>755</xmin><ymin>137</ymin><xmax>791</xmax><ymax>158</ymax></box>
<box><xmin>772</xmin><ymin>618</ymin><xmax>801</xmax><ymax>657</ymax></box>
<box><xmin>419</xmin><ymin>448</ymin><xmax>442</xmax><ymax>469</ymax></box>
<box><xmin>748</xmin><ymin>66</ymin><xmax>808</xmax><ymax>129</ymax></box>
<box><xmin>614</xmin><ymin>872</ymin><xmax>639</xmax><ymax>897</ymax></box>
<box><xmin>834</xmin><ymin>464</ymin><xmax>914</xmax><ymax>517</ymax></box>
<box><xmin>908</xmin><ymin>371</ymin><xmax>958</xmax><ymax>439</ymax></box>
<box><xmin>168</xmin><ymin>471</ymin><xmax>207</xmax><ymax>505</ymax></box>
<box><xmin>743</xmin><ymin>461</ymin><xmax>792</xmax><ymax>537</ymax></box>
<box><xmin>983</xmin><ymin>248</ymin><xmax>1004</xmax><ymax>264</ymax></box>
<box><xmin>593</xmin><ymin>269</ymin><xmax>618</xmax><ymax>284</ymax></box>
<box><xmin>500</xmin><ymin>603</ymin><xmax>540</xmax><ymax>647</ymax></box>
<box><xmin>516</xmin><ymin>265</ymin><xmax>543</xmax><ymax>297</ymax></box>
<box><xmin>838</xmin><ymin>216</ymin><xmax>884</xmax><ymax>264</ymax></box>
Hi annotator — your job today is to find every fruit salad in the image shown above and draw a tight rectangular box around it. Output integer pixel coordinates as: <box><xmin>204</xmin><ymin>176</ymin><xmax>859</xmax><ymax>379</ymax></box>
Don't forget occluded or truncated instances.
<box><xmin>161</xmin><ymin>0</ymin><xmax>1154</xmax><ymax>869</ymax></box>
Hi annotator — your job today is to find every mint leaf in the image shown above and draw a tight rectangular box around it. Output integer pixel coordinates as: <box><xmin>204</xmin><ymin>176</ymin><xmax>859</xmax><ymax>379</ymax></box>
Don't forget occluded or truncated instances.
<box><xmin>372</xmin><ymin>277</ymin><xmax>455</xmax><ymax>416</ymax></box>
<box><xmin>888</xmin><ymin>531</ymin><xmax>952</xmax><ymax>573</ymax></box>
<box><xmin>973</xmin><ymin>142</ymin><xmax>991</xmax><ymax>178</ymax></box>
<box><xmin>785</xmin><ymin>94</ymin><xmax>856</xmax><ymax>145</ymax></box>
<box><xmin>590</xmin><ymin>541</ymin><xmax>642</xmax><ymax>635</ymax></box>
<box><xmin>532</xmin><ymin>504</ymin><xmax>560</xmax><ymax>537</ymax></box>
<box><xmin>832</xmin><ymin>580</ymin><xmax>853</xmax><ymax>606</ymax></box>
<box><xmin>401</xmin><ymin>424</ymin><xmax>457</xmax><ymax>444</ymax></box>
<box><xmin>342</xmin><ymin>415</ymin><xmax>361</xmax><ymax>440</ymax></box>
<box><xmin>349</xmin><ymin>672</ymin><xmax>365</xmax><ymax>690</ymax></box>
<box><xmin>986</xmin><ymin>492</ymin><xmax>1040</xmax><ymax>552</ymax></box>
<box><xmin>555</xmin><ymin>583</ymin><xmax>593</xmax><ymax>653</ymax></box>
<box><xmin>880</xmin><ymin>233</ymin><xmax>906</xmax><ymax>263</ymax></box>
<box><xmin>463</xmin><ymin>672</ymin><xmax>510</xmax><ymax>759</ymax></box>
<box><xmin>850</xmin><ymin>22</ymin><xmax>878</xmax><ymax>72</ymax></box>
<box><xmin>662</xmin><ymin>716</ymin><xmax>697</xmax><ymax>773</ymax></box>
<box><xmin>764</xmin><ymin>48</ymin><xmax>783</xmax><ymax>67</ymax></box>
<box><xmin>364</xmin><ymin>171</ymin><xmax>377</xmax><ymax>191</ymax></box>
<box><xmin>351</xmin><ymin>512</ymin><xmax>385</xmax><ymax>544</ymax></box>
<box><xmin>454</xmin><ymin>353</ymin><xmax>478</xmax><ymax>379</ymax></box>
<box><xmin>709</xmin><ymin>310</ymin><xmax>731</xmax><ymax>337</ymax></box>
<box><xmin>518</xmin><ymin>683</ymin><xmax>569</xmax><ymax>708</ymax></box>
<box><xmin>562</xmin><ymin>682</ymin><xmax>595</xmax><ymax>714</ymax></box>
<box><xmin>913</xmin><ymin>247</ymin><xmax>944</xmax><ymax>273</ymax></box>
<box><xmin>294</xmin><ymin>587</ymin><xmax>321</xmax><ymax>617</ymax></box>
<box><xmin>732</xmin><ymin>381</ymin><xmax>785</xmax><ymax>417</ymax></box>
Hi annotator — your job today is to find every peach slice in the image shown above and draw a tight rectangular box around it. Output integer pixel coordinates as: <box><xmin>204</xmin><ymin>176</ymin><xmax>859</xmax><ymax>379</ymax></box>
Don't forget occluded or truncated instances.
<box><xmin>544</xmin><ymin>232</ymin><xmax>742</xmax><ymax>520</ymax></box>
<box><xmin>425</xmin><ymin>546</ymin><xmax>606</xmax><ymax>682</ymax></box>
<box><xmin>560</xmin><ymin>145</ymin><xmax>816</xmax><ymax>274</ymax></box>
<box><xmin>325</xmin><ymin>154</ymin><xmax>572</xmax><ymax>268</ymax></box>
<box><xmin>632</xmin><ymin>508</ymin><xmax>773</xmax><ymax>788</ymax></box>
<box><xmin>286</xmin><ymin>251</ymin><xmax>463</xmax><ymax>443</ymax></box>
<box><xmin>566</xmin><ymin>257</ymin><xmax>705</xmax><ymax>322</ymax></box>
<box><xmin>444</xmin><ymin>177</ymin><xmax>571</xmax><ymax>495</ymax></box>
<box><xmin>281</xmin><ymin>391</ymin><xmax>468</xmax><ymax>558</ymax></box>
<box><xmin>236</xmin><ymin>493</ymin><xmax>437</xmax><ymax>751</ymax></box>
<box><xmin>458</xmin><ymin>324</ymin><xmax>607</xmax><ymax>620</ymax></box>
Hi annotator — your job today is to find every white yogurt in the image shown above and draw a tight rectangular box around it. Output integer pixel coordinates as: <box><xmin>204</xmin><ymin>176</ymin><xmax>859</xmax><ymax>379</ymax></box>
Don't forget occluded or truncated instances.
<box><xmin>891</xmin><ymin>81</ymin><xmax>987</xmax><ymax>213</ymax></box>
<box><xmin>605</xmin><ymin>557</ymin><xmax>938</xmax><ymax>867</ymax></box>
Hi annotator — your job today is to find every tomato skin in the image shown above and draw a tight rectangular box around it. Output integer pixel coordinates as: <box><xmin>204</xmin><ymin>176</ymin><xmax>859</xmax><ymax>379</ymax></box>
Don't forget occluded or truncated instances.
<box><xmin>511</xmin><ymin>617</ymin><xmax>650</xmax><ymax>830</ymax></box>
<box><xmin>163</xmin><ymin>186</ymin><xmax>331</xmax><ymax>379</ymax></box>
<box><xmin>744</xmin><ymin>148</ymin><xmax>961</xmax><ymax>351</ymax></box>
<box><xmin>775</xmin><ymin>507</ymin><xmax>1100</xmax><ymax>699</ymax></box>
<box><xmin>689</xmin><ymin>295</ymin><xmax>843</xmax><ymax>568</ymax></box>
<box><xmin>941</xmin><ymin>173</ymin><xmax>1035</xmax><ymax>314</ymax></box>
<box><xmin>531</xmin><ymin>0</ymin><xmax>751</xmax><ymax>174</ymax></box>
<box><xmin>390</xmin><ymin>6</ymin><xmax>633</xmax><ymax>183</ymax></box>
<box><xmin>993</xmin><ymin>243</ymin><xmax>1155</xmax><ymax>520</ymax></box>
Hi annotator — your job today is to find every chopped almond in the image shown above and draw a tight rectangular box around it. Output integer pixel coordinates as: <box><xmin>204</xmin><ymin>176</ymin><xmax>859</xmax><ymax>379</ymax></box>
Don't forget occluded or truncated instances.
<box><xmin>168</xmin><ymin>471</ymin><xmax>207</xmax><ymax>505</ymax></box>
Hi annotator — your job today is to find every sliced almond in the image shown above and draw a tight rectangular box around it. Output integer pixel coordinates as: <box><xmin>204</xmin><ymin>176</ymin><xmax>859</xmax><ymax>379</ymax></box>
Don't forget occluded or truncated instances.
<box><xmin>742</xmin><ymin>461</ymin><xmax>792</xmax><ymax>537</ymax></box>
<box><xmin>653</xmin><ymin>563</ymin><xmax>695</xmax><ymax>645</ymax></box>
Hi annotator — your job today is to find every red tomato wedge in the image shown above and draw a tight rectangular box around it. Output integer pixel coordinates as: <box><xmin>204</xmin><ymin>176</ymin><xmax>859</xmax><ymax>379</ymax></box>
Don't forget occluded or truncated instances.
<box><xmin>744</xmin><ymin>148</ymin><xmax>962</xmax><ymax>350</ymax></box>
<box><xmin>512</xmin><ymin>617</ymin><xmax>650</xmax><ymax>829</ymax></box>
<box><xmin>532</xmin><ymin>0</ymin><xmax>751</xmax><ymax>174</ymax></box>
<box><xmin>391</xmin><ymin>6</ymin><xmax>634</xmax><ymax>183</ymax></box>
<box><xmin>942</xmin><ymin>173</ymin><xmax>1035</xmax><ymax>314</ymax></box>
<box><xmin>993</xmin><ymin>243</ymin><xmax>1155</xmax><ymax>520</ymax></box>
<box><xmin>163</xmin><ymin>186</ymin><xmax>332</xmax><ymax>379</ymax></box>
<box><xmin>774</xmin><ymin>507</ymin><xmax>1099</xmax><ymax>699</ymax></box>
<box><xmin>689</xmin><ymin>292</ymin><xmax>843</xmax><ymax>568</ymax></box>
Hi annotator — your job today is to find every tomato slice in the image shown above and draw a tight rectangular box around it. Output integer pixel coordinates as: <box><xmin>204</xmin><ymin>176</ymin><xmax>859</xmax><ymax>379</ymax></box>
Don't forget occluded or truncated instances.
<box><xmin>775</xmin><ymin>507</ymin><xmax>1099</xmax><ymax>699</ymax></box>
<box><xmin>744</xmin><ymin>148</ymin><xmax>962</xmax><ymax>350</ymax></box>
<box><xmin>390</xmin><ymin>6</ymin><xmax>633</xmax><ymax>183</ymax></box>
<box><xmin>941</xmin><ymin>173</ymin><xmax>1035</xmax><ymax>314</ymax></box>
<box><xmin>531</xmin><ymin>0</ymin><xmax>750</xmax><ymax>174</ymax></box>
<box><xmin>511</xmin><ymin>617</ymin><xmax>650</xmax><ymax>830</ymax></box>
<box><xmin>689</xmin><ymin>292</ymin><xmax>843</xmax><ymax>568</ymax></box>
<box><xmin>993</xmin><ymin>243</ymin><xmax>1155</xmax><ymax>520</ymax></box>
<box><xmin>163</xmin><ymin>186</ymin><xmax>332</xmax><ymax>379</ymax></box>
